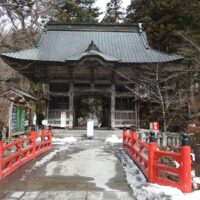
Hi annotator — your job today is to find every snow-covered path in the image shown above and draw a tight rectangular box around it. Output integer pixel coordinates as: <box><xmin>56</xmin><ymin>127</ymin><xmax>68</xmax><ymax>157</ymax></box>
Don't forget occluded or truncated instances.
<box><xmin>0</xmin><ymin>137</ymin><xmax>134</xmax><ymax>199</ymax></box>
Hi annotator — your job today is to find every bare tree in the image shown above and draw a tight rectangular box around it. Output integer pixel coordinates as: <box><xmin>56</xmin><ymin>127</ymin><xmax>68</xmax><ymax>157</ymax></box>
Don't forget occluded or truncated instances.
<box><xmin>0</xmin><ymin>0</ymin><xmax>55</xmax><ymax>51</ymax></box>
<box><xmin>175</xmin><ymin>31</ymin><xmax>200</xmax><ymax>53</ymax></box>
<box><xmin>0</xmin><ymin>0</ymin><xmax>51</xmax><ymax>31</ymax></box>
<box><xmin>114</xmin><ymin>62</ymin><xmax>190</xmax><ymax>132</ymax></box>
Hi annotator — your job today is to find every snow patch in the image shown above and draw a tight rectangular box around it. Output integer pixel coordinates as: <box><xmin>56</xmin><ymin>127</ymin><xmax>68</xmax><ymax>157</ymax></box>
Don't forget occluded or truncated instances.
<box><xmin>52</xmin><ymin>137</ymin><xmax>77</xmax><ymax>144</ymax></box>
<box><xmin>34</xmin><ymin>151</ymin><xmax>59</xmax><ymax>168</ymax></box>
<box><xmin>34</xmin><ymin>145</ymin><xmax>69</xmax><ymax>168</ymax></box>
<box><xmin>173</xmin><ymin>161</ymin><xmax>180</xmax><ymax>168</ymax></box>
<box><xmin>193</xmin><ymin>177</ymin><xmax>200</xmax><ymax>184</ymax></box>
<box><xmin>119</xmin><ymin>150</ymin><xmax>200</xmax><ymax>200</ymax></box>
<box><xmin>192</xmin><ymin>170</ymin><xmax>195</xmax><ymax>177</ymax></box>
<box><xmin>183</xmin><ymin>190</ymin><xmax>200</xmax><ymax>200</ymax></box>
<box><xmin>20</xmin><ymin>140</ymin><xmax>69</xmax><ymax>181</ymax></box>
<box><xmin>105</xmin><ymin>135</ymin><xmax>122</xmax><ymax>144</ymax></box>
<box><xmin>36</xmin><ymin>137</ymin><xmax>41</xmax><ymax>142</ymax></box>
<box><xmin>191</xmin><ymin>153</ymin><xmax>195</xmax><ymax>161</ymax></box>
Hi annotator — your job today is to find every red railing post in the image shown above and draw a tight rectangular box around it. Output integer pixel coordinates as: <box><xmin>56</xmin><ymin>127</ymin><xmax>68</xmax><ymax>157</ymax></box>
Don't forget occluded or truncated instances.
<box><xmin>48</xmin><ymin>126</ymin><xmax>52</xmax><ymax>148</ymax></box>
<box><xmin>148</xmin><ymin>131</ymin><xmax>157</xmax><ymax>183</ymax></box>
<box><xmin>30</xmin><ymin>125</ymin><xmax>36</xmax><ymax>158</ymax></box>
<box><xmin>41</xmin><ymin>125</ymin><xmax>45</xmax><ymax>141</ymax></box>
<box><xmin>130</xmin><ymin>126</ymin><xmax>137</xmax><ymax>157</ymax></box>
<box><xmin>16</xmin><ymin>142</ymin><xmax>22</xmax><ymax>163</ymax></box>
<box><xmin>179</xmin><ymin>133</ymin><xmax>192</xmax><ymax>193</ymax></box>
<box><xmin>130</xmin><ymin>126</ymin><xmax>137</xmax><ymax>141</ymax></box>
<box><xmin>0</xmin><ymin>141</ymin><xmax>3</xmax><ymax>180</ymax></box>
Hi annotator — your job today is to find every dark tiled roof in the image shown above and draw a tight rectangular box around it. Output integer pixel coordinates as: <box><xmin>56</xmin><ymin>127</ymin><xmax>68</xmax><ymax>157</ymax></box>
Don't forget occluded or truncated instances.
<box><xmin>1</xmin><ymin>23</ymin><xmax>183</xmax><ymax>63</ymax></box>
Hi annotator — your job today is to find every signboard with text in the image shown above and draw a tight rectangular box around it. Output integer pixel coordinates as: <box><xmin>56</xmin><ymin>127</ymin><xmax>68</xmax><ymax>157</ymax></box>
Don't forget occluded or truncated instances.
<box><xmin>150</xmin><ymin>121</ymin><xmax>159</xmax><ymax>132</ymax></box>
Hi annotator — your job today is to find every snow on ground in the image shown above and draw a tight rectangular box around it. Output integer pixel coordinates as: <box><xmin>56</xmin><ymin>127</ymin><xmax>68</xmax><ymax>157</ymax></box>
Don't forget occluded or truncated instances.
<box><xmin>45</xmin><ymin>148</ymin><xmax>118</xmax><ymax>191</ymax></box>
<box><xmin>34</xmin><ymin>137</ymin><xmax>77</xmax><ymax>167</ymax></box>
<box><xmin>52</xmin><ymin>136</ymin><xmax>77</xmax><ymax>144</ymax></box>
<box><xmin>36</xmin><ymin>136</ymin><xmax>77</xmax><ymax>144</ymax></box>
<box><xmin>193</xmin><ymin>177</ymin><xmax>200</xmax><ymax>184</ymax></box>
<box><xmin>119</xmin><ymin>150</ymin><xmax>200</xmax><ymax>200</ymax></box>
<box><xmin>105</xmin><ymin>135</ymin><xmax>122</xmax><ymax>144</ymax></box>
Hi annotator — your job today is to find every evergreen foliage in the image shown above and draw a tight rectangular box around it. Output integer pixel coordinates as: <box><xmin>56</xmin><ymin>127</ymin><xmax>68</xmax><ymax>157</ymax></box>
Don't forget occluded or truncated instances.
<box><xmin>52</xmin><ymin>0</ymin><xmax>100</xmax><ymax>23</ymax></box>
<box><xmin>126</xmin><ymin>0</ymin><xmax>200</xmax><ymax>51</ymax></box>
<box><xmin>101</xmin><ymin>0</ymin><xmax>123</xmax><ymax>23</ymax></box>
<box><xmin>125</xmin><ymin>0</ymin><xmax>200</xmax><ymax>129</ymax></box>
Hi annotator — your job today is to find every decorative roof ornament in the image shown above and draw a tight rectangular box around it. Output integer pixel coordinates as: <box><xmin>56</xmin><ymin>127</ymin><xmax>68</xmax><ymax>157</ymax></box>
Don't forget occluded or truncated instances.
<box><xmin>85</xmin><ymin>40</ymin><xmax>101</xmax><ymax>52</ymax></box>
<box><xmin>66</xmin><ymin>40</ymin><xmax>120</xmax><ymax>62</ymax></box>
<box><xmin>138</xmin><ymin>23</ymin><xmax>143</xmax><ymax>33</ymax></box>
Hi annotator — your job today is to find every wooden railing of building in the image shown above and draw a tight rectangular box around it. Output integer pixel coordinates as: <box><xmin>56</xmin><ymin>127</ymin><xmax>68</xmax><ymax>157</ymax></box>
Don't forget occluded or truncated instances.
<box><xmin>115</xmin><ymin>110</ymin><xmax>135</xmax><ymax>127</ymax></box>
<box><xmin>48</xmin><ymin>110</ymin><xmax>70</xmax><ymax>127</ymax></box>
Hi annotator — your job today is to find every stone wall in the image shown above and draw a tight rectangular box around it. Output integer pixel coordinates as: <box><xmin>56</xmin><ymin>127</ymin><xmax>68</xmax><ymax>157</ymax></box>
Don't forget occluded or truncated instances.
<box><xmin>0</xmin><ymin>97</ymin><xmax>10</xmax><ymax>130</ymax></box>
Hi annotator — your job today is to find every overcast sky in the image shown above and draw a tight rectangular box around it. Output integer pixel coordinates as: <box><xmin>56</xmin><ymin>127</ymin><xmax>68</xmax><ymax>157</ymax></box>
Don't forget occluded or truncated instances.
<box><xmin>95</xmin><ymin>0</ymin><xmax>131</xmax><ymax>18</ymax></box>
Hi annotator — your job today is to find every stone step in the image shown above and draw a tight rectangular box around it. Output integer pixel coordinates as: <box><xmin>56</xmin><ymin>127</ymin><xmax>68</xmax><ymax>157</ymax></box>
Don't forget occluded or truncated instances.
<box><xmin>52</xmin><ymin>129</ymin><xmax>123</xmax><ymax>140</ymax></box>
<box><xmin>2</xmin><ymin>191</ymin><xmax>135</xmax><ymax>200</ymax></box>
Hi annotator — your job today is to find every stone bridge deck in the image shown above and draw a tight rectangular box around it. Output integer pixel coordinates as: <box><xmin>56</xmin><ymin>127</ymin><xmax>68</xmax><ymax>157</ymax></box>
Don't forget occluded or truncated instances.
<box><xmin>0</xmin><ymin>130</ymin><xmax>135</xmax><ymax>200</ymax></box>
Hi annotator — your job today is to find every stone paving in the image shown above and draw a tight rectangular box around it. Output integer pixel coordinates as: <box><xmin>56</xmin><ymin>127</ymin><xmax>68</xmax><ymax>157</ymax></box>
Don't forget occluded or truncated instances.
<box><xmin>1</xmin><ymin>191</ymin><xmax>134</xmax><ymax>200</ymax></box>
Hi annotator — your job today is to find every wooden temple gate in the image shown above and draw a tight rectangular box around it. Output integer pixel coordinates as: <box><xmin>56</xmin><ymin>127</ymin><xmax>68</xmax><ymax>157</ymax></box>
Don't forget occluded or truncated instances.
<box><xmin>0</xmin><ymin>22</ymin><xmax>183</xmax><ymax>130</ymax></box>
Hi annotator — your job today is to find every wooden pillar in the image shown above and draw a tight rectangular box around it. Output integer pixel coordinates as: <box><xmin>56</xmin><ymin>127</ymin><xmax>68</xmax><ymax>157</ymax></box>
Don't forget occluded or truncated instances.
<box><xmin>135</xmin><ymin>84</ymin><xmax>140</xmax><ymax>128</ymax></box>
<box><xmin>111</xmin><ymin>84</ymin><xmax>116</xmax><ymax>129</ymax></box>
<box><xmin>90</xmin><ymin>67</ymin><xmax>95</xmax><ymax>91</ymax></box>
<box><xmin>43</xmin><ymin>83</ymin><xmax>49</xmax><ymax>118</ymax></box>
<box><xmin>69</xmin><ymin>83</ymin><xmax>74</xmax><ymax>128</ymax></box>
<box><xmin>69</xmin><ymin>67</ymin><xmax>74</xmax><ymax>128</ymax></box>
<box><xmin>111</xmin><ymin>68</ymin><xmax>116</xmax><ymax>129</ymax></box>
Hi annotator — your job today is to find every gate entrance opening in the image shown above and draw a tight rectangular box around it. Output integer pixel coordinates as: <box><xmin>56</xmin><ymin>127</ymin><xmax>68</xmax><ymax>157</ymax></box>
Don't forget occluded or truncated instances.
<box><xmin>75</xmin><ymin>94</ymin><xmax>110</xmax><ymax>128</ymax></box>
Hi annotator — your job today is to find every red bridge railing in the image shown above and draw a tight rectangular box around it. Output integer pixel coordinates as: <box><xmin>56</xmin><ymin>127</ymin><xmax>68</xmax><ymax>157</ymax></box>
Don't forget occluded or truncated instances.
<box><xmin>123</xmin><ymin>127</ymin><xmax>192</xmax><ymax>193</ymax></box>
<box><xmin>0</xmin><ymin>126</ymin><xmax>52</xmax><ymax>181</ymax></box>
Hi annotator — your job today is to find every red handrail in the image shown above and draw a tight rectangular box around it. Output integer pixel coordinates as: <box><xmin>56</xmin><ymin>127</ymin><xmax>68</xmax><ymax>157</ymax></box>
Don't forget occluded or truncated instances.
<box><xmin>0</xmin><ymin>126</ymin><xmax>52</xmax><ymax>181</ymax></box>
<box><xmin>123</xmin><ymin>128</ymin><xmax>192</xmax><ymax>193</ymax></box>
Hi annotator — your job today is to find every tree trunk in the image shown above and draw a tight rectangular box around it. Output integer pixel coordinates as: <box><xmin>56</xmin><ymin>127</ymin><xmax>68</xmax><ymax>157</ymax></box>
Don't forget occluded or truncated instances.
<box><xmin>162</xmin><ymin>109</ymin><xmax>167</xmax><ymax>133</ymax></box>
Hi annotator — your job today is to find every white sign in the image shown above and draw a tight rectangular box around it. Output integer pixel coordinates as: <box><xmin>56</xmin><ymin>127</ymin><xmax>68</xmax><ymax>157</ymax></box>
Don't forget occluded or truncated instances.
<box><xmin>60</xmin><ymin>112</ymin><xmax>66</xmax><ymax>128</ymax></box>
<box><xmin>87</xmin><ymin>120</ymin><xmax>94</xmax><ymax>138</ymax></box>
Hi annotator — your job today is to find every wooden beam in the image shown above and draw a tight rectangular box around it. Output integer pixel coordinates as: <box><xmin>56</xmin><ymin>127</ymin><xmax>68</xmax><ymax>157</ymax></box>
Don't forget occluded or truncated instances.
<box><xmin>111</xmin><ymin>83</ymin><xmax>116</xmax><ymax>129</ymax></box>
<box><xmin>69</xmin><ymin>67</ymin><xmax>74</xmax><ymax>128</ymax></box>
<box><xmin>69</xmin><ymin>83</ymin><xmax>74</xmax><ymax>128</ymax></box>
